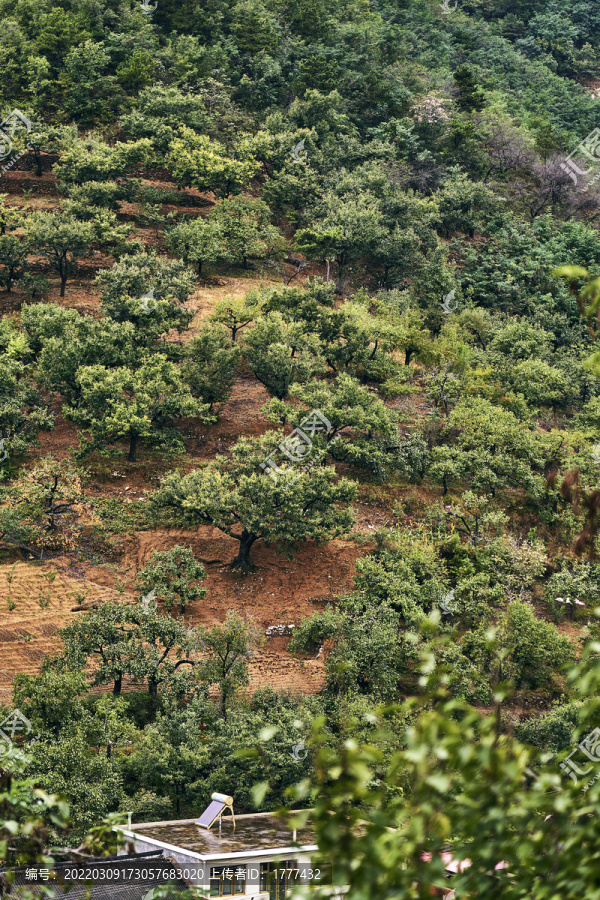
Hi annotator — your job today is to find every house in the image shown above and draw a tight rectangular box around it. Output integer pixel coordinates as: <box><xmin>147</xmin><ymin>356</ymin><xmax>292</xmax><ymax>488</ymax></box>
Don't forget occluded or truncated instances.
<box><xmin>120</xmin><ymin>809</ymin><xmax>325</xmax><ymax>899</ymax></box>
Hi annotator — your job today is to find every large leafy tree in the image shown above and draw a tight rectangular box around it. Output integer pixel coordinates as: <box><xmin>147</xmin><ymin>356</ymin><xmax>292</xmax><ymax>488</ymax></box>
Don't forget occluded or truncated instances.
<box><xmin>0</xmin><ymin>234</ymin><xmax>29</xmax><ymax>292</ymax></box>
<box><xmin>286</xmin><ymin>643</ymin><xmax>600</xmax><ymax>900</ymax></box>
<box><xmin>208</xmin><ymin>196</ymin><xmax>286</xmax><ymax>269</ymax></box>
<box><xmin>25</xmin><ymin>211</ymin><xmax>96</xmax><ymax>297</ymax></box>
<box><xmin>59</xmin><ymin>602</ymin><xmax>195</xmax><ymax>696</ymax></box>
<box><xmin>119</xmin><ymin>84</ymin><xmax>210</xmax><ymax>155</ymax></box>
<box><xmin>182</xmin><ymin>325</ymin><xmax>240</xmax><ymax>410</ymax></box>
<box><xmin>0</xmin><ymin>194</ymin><xmax>22</xmax><ymax>235</ymax></box>
<box><xmin>290</xmin><ymin>604</ymin><xmax>408</xmax><ymax>703</ymax></box>
<box><xmin>242</xmin><ymin>312</ymin><xmax>326</xmax><ymax>399</ymax></box>
<box><xmin>25</xmin><ymin>121</ymin><xmax>77</xmax><ymax>176</ymax></box>
<box><xmin>210</xmin><ymin>294</ymin><xmax>262</xmax><ymax>342</ymax></box>
<box><xmin>165</xmin><ymin>215</ymin><xmax>229</xmax><ymax>276</ymax></box>
<box><xmin>462</xmin><ymin>599</ymin><xmax>575</xmax><ymax>690</ymax></box>
<box><xmin>95</xmin><ymin>250</ymin><xmax>196</xmax><ymax>338</ymax></box>
<box><xmin>0</xmin><ymin>457</ymin><xmax>97</xmax><ymax>559</ymax></box>
<box><xmin>135</xmin><ymin>545</ymin><xmax>208</xmax><ymax>615</ymax></box>
<box><xmin>29</xmin><ymin>307</ymin><xmax>137</xmax><ymax>403</ymax></box>
<box><xmin>429</xmin><ymin>397</ymin><xmax>545</xmax><ymax>497</ymax></box>
<box><xmin>197</xmin><ymin>612</ymin><xmax>263</xmax><ymax>719</ymax></box>
<box><xmin>264</xmin><ymin>374</ymin><xmax>403</xmax><ymax>479</ymax></box>
<box><xmin>53</xmin><ymin>134</ymin><xmax>152</xmax><ymax>186</ymax></box>
<box><xmin>63</xmin><ymin>354</ymin><xmax>214</xmax><ymax>462</ymax></box>
<box><xmin>316</xmin><ymin>298</ymin><xmax>402</xmax><ymax>382</ymax></box>
<box><xmin>12</xmin><ymin>664</ymin><xmax>89</xmax><ymax>739</ymax></box>
<box><xmin>296</xmin><ymin>191</ymin><xmax>387</xmax><ymax>285</ymax></box>
<box><xmin>0</xmin><ymin>353</ymin><xmax>54</xmax><ymax>459</ymax></box>
<box><xmin>151</xmin><ymin>433</ymin><xmax>356</xmax><ymax>573</ymax></box>
<box><xmin>165</xmin><ymin>127</ymin><xmax>260</xmax><ymax>198</ymax></box>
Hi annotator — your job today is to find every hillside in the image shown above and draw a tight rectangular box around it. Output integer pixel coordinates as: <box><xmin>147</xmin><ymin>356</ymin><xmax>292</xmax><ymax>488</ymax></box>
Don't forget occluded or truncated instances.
<box><xmin>2</xmin><ymin>0</ymin><xmax>600</xmax><ymax>895</ymax></box>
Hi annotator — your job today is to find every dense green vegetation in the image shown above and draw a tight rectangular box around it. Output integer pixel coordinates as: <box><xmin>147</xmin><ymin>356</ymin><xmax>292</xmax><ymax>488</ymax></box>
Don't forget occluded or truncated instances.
<box><xmin>2</xmin><ymin>0</ymin><xmax>600</xmax><ymax>894</ymax></box>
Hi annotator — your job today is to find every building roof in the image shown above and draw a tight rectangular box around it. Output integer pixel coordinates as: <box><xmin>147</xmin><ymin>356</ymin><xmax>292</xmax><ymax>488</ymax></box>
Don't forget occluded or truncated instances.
<box><xmin>130</xmin><ymin>811</ymin><xmax>316</xmax><ymax>859</ymax></box>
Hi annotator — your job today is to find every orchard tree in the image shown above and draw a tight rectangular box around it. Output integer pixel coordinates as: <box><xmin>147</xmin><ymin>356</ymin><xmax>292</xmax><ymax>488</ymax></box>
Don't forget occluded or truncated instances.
<box><xmin>26</xmin><ymin>121</ymin><xmax>78</xmax><ymax>177</ymax></box>
<box><xmin>0</xmin><ymin>456</ymin><xmax>97</xmax><ymax>559</ymax></box>
<box><xmin>210</xmin><ymin>294</ymin><xmax>262</xmax><ymax>342</ymax></box>
<box><xmin>25</xmin><ymin>211</ymin><xmax>96</xmax><ymax>297</ymax></box>
<box><xmin>264</xmin><ymin>374</ymin><xmax>402</xmax><ymax>479</ymax></box>
<box><xmin>510</xmin><ymin>358</ymin><xmax>571</xmax><ymax>412</ymax></box>
<box><xmin>0</xmin><ymin>194</ymin><xmax>22</xmax><ymax>235</ymax></box>
<box><xmin>462</xmin><ymin>599</ymin><xmax>575</xmax><ymax>690</ymax></box>
<box><xmin>318</xmin><ymin>298</ymin><xmax>402</xmax><ymax>382</ymax></box>
<box><xmin>63</xmin><ymin>354</ymin><xmax>214</xmax><ymax>462</ymax></box>
<box><xmin>58</xmin><ymin>202</ymin><xmax>141</xmax><ymax>259</ymax></box>
<box><xmin>96</xmin><ymin>250</ymin><xmax>196</xmax><ymax>338</ymax></box>
<box><xmin>375</xmin><ymin>225</ymin><xmax>423</xmax><ymax>289</ymax></box>
<box><xmin>429</xmin><ymin>398</ymin><xmax>544</xmax><ymax>497</ymax></box>
<box><xmin>151</xmin><ymin>433</ymin><xmax>356</xmax><ymax>573</ymax></box>
<box><xmin>21</xmin><ymin>302</ymin><xmax>83</xmax><ymax>354</ymax></box>
<box><xmin>133</xmin><ymin>611</ymin><xmax>198</xmax><ymax>697</ymax></box>
<box><xmin>165</xmin><ymin>127</ymin><xmax>260</xmax><ymax>198</ymax></box>
<box><xmin>96</xmin><ymin>250</ymin><xmax>196</xmax><ymax>309</ymax></box>
<box><xmin>136</xmin><ymin>545</ymin><xmax>208</xmax><ymax>615</ymax></box>
<box><xmin>182</xmin><ymin>325</ymin><xmax>241</xmax><ymax>410</ymax></box>
<box><xmin>31</xmin><ymin>309</ymin><xmax>138</xmax><ymax>402</ymax></box>
<box><xmin>197</xmin><ymin>612</ymin><xmax>263</xmax><ymax>719</ymax></box>
<box><xmin>0</xmin><ymin>234</ymin><xmax>29</xmax><ymax>292</ymax></box>
<box><xmin>296</xmin><ymin>191</ymin><xmax>387</xmax><ymax>284</ymax></box>
<box><xmin>208</xmin><ymin>196</ymin><xmax>286</xmax><ymax>269</ymax></box>
<box><xmin>62</xmin><ymin>180</ymin><xmax>126</xmax><ymax>213</ymax></box>
<box><xmin>396</xmin><ymin>307</ymin><xmax>433</xmax><ymax>366</ymax></box>
<box><xmin>0</xmin><ymin>353</ymin><xmax>54</xmax><ymax>458</ymax></box>
<box><xmin>290</xmin><ymin>605</ymin><xmax>407</xmax><ymax>702</ymax></box>
<box><xmin>59</xmin><ymin>602</ymin><xmax>194</xmax><ymax>696</ymax></box>
<box><xmin>261</xmin><ymin>279</ymin><xmax>336</xmax><ymax>329</ymax></box>
<box><xmin>23</xmin><ymin>730</ymin><xmax>126</xmax><ymax>842</ymax></box>
<box><xmin>435</xmin><ymin>170</ymin><xmax>499</xmax><ymax>239</ymax></box>
<box><xmin>242</xmin><ymin>312</ymin><xmax>326</xmax><ymax>399</ymax></box>
<box><xmin>12</xmin><ymin>664</ymin><xmax>89</xmax><ymax>738</ymax></box>
<box><xmin>53</xmin><ymin>134</ymin><xmax>153</xmax><ymax>186</ymax></box>
<box><xmin>119</xmin><ymin>85</ymin><xmax>210</xmax><ymax>155</ymax></box>
<box><xmin>165</xmin><ymin>215</ymin><xmax>229</xmax><ymax>276</ymax></box>
<box><xmin>293</xmin><ymin>226</ymin><xmax>343</xmax><ymax>283</ymax></box>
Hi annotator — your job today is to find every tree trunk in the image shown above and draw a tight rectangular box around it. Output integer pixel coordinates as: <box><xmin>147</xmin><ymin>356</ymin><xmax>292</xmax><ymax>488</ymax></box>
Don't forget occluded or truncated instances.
<box><xmin>220</xmin><ymin>687</ymin><xmax>228</xmax><ymax>721</ymax></box>
<box><xmin>230</xmin><ymin>530</ymin><xmax>257</xmax><ymax>575</ymax></box>
<box><xmin>325</xmin><ymin>259</ymin><xmax>330</xmax><ymax>282</ymax></box>
<box><xmin>34</xmin><ymin>150</ymin><xmax>42</xmax><ymax>177</ymax></box>
<box><xmin>60</xmin><ymin>261</ymin><xmax>68</xmax><ymax>298</ymax></box>
<box><xmin>148</xmin><ymin>675</ymin><xmax>159</xmax><ymax>697</ymax></box>
<box><xmin>128</xmin><ymin>432</ymin><xmax>138</xmax><ymax>463</ymax></box>
<box><xmin>198</xmin><ymin>260</ymin><xmax>203</xmax><ymax>276</ymax></box>
<box><xmin>113</xmin><ymin>672</ymin><xmax>122</xmax><ymax>695</ymax></box>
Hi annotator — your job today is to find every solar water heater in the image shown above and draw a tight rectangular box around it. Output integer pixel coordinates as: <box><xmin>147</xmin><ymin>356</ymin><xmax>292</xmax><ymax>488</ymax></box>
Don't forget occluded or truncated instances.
<box><xmin>196</xmin><ymin>792</ymin><xmax>235</xmax><ymax>829</ymax></box>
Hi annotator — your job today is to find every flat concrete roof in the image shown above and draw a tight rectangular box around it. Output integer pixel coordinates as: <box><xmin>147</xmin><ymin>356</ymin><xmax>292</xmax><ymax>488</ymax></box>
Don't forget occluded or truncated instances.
<box><xmin>130</xmin><ymin>811</ymin><xmax>315</xmax><ymax>857</ymax></box>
